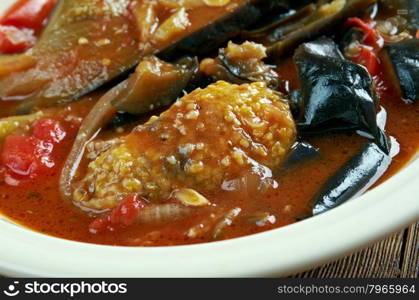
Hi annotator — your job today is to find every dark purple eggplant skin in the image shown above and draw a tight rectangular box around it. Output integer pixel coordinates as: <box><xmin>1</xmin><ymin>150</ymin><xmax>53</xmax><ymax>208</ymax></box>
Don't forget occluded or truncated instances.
<box><xmin>383</xmin><ymin>39</ymin><xmax>419</xmax><ymax>103</ymax></box>
<box><xmin>278</xmin><ymin>142</ymin><xmax>319</xmax><ymax>172</ymax></box>
<box><xmin>267</xmin><ymin>0</ymin><xmax>377</xmax><ymax>59</ymax></box>
<box><xmin>294</xmin><ymin>38</ymin><xmax>389</xmax><ymax>153</ymax></box>
<box><xmin>243</xmin><ymin>0</ymin><xmax>315</xmax><ymax>34</ymax></box>
<box><xmin>158</xmin><ymin>0</ymin><xmax>271</xmax><ymax>62</ymax></box>
<box><xmin>311</xmin><ymin>141</ymin><xmax>392</xmax><ymax>215</ymax></box>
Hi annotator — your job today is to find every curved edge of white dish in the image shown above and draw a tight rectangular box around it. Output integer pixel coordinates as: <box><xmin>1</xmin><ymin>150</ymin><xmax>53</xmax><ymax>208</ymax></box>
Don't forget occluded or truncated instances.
<box><xmin>0</xmin><ymin>157</ymin><xmax>418</xmax><ymax>278</ymax></box>
<box><xmin>0</xmin><ymin>0</ymin><xmax>418</xmax><ymax>278</ymax></box>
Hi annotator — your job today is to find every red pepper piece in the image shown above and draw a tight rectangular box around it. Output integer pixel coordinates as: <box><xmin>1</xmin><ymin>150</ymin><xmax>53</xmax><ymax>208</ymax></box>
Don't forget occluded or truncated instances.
<box><xmin>89</xmin><ymin>195</ymin><xmax>146</xmax><ymax>234</ymax></box>
<box><xmin>352</xmin><ymin>46</ymin><xmax>380</xmax><ymax>76</ymax></box>
<box><xmin>1</xmin><ymin>0</ymin><xmax>56</xmax><ymax>33</ymax></box>
<box><xmin>0</xmin><ymin>25</ymin><xmax>35</xmax><ymax>54</ymax></box>
<box><xmin>344</xmin><ymin>17</ymin><xmax>382</xmax><ymax>48</ymax></box>
<box><xmin>0</xmin><ymin>0</ymin><xmax>56</xmax><ymax>53</ymax></box>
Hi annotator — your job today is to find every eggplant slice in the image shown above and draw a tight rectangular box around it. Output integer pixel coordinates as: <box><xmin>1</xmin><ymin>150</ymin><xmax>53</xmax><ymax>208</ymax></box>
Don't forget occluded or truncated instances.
<box><xmin>277</xmin><ymin>142</ymin><xmax>320</xmax><ymax>172</ymax></box>
<box><xmin>1</xmin><ymin>0</ymin><xmax>142</xmax><ymax>113</ymax></box>
<box><xmin>266</xmin><ymin>0</ymin><xmax>378</xmax><ymax>59</ymax></box>
<box><xmin>0</xmin><ymin>0</ymin><xmax>272</xmax><ymax>113</ymax></box>
<box><xmin>157</xmin><ymin>0</ymin><xmax>273</xmax><ymax>61</ymax></box>
<box><xmin>199</xmin><ymin>41</ymin><xmax>281</xmax><ymax>88</ymax></box>
<box><xmin>293</xmin><ymin>37</ymin><xmax>389</xmax><ymax>153</ymax></box>
<box><xmin>311</xmin><ymin>140</ymin><xmax>396</xmax><ymax>215</ymax></box>
<box><xmin>381</xmin><ymin>39</ymin><xmax>419</xmax><ymax>103</ymax></box>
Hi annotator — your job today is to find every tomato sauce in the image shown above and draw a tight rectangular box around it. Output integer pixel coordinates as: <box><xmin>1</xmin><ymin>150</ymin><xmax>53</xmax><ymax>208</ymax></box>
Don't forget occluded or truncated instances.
<box><xmin>0</xmin><ymin>56</ymin><xmax>417</xmax><ymax>246</ymax></box>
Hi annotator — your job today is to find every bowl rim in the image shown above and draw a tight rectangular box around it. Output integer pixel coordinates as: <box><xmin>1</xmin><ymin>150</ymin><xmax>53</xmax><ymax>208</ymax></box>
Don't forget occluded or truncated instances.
<box><xmin>1</xmin><ymin>0</ymin><xmax>418</xmax><ymax>278</ymax></box>
<box><xmin>0</xmin><ymin>158</ymin><xmax>418</xmax><ymax>277</ymax></box>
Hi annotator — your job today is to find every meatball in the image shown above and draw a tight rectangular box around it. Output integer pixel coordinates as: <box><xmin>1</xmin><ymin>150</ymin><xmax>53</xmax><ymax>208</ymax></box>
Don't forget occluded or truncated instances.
<box><xmin>73</xmin><ymin>81</ymin><xmax>296</xmax><ymax>210</ymax></box>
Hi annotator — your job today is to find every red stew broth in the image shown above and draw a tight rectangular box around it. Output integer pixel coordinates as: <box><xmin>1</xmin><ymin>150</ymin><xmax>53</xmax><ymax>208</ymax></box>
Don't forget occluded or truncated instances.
<box><xmin>0</xmin><ymin>55</ymin><xmax>417</xmax><ymax>246</ymax></box>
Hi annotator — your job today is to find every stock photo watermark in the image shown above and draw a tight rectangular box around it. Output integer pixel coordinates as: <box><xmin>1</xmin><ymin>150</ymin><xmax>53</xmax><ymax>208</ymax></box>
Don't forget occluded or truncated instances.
<box><xmin>2</xmin><ymin>281</ymin><xmax>127</xmax><ymax>297</ymax></box>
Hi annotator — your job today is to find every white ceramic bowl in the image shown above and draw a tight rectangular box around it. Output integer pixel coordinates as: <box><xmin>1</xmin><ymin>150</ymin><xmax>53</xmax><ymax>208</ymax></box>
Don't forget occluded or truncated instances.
<box><xmin>0</xmin><ymin>0</ymin><xmax>418</xmax><ymax>277</ymax></box>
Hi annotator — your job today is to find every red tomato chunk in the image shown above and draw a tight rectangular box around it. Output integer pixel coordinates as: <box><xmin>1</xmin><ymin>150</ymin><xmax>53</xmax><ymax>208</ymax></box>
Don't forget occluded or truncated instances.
<box><xmin>344</xmin><ymin>17</ymin><xmax>383</xmax><ymax>76</ymax></box>
<box><xmin>33</xmin><ymin>118</ymin><xmax>66</xmax><ymax>144</ymax></box>
<box><xmin>0</xmin><ymin>25</ymin><xmax>35</xmax><ymax>54</ymax></box>
<box><xmin>344</xmin><ymin>17</ymin><xmax>382</xmax><ymax>49</ymax></box>
<box><xmin>0</xmin><ymin>0</ymin><xmax>56</xmax><ymax>54</ymax></box>
<box><xmin>352</xmin><ymin>46</ymin><xmax>380</xmax><ymax>76</ymax></box>
<box><xmin>89</xmin><ymin>195</ymin><xmax>146</xmax><ymax>234</ymax></box>
<box><xmin>2</xmin><ymin>136</ymin><xmax>40</xmax><ymax>177</ymax></box>
<box><xmin>1</xmin><ymin>119</ymin><xmax>69</xmax><ymax>186</ymax></box>
<box><xmin>1</xmin><ymin>0</ymin><xmax>57</xmax><ymax>33</ymax></box>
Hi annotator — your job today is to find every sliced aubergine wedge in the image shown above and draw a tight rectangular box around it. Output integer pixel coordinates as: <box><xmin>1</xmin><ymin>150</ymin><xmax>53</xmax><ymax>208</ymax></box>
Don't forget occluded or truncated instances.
<box><xmin>291</xmin><ymin>38</ymin><xmax>399</xmax><ymax>215</ymax></box>
<box><xmin>1</xmin><ymin>0</ymin><xmax>141</xmax><ymax>112</ymax></box>
<box><xmin>277</xmin><ymin>142</ymin><xmax>320</xmax><ymax>172</ymax></box>
<box><xmin>381</xmin><ymin>38</ymin><xmax>419</xmax><ymax>103</ymax></box>
<box><xmin>310</xmin><ymin>141</ymin><xmax>394</xmax><ymax>215</ymax></box>
<box><xmin>266</xmin><ymin>0</ymin><xmax>378</xmax><ymax>59</ymax></box>
<box><xmin>0</xmin><ymin>0</ymin><xmax>271</xmax><ymax>113</ymax></box>
<box><xmin>310</xmin><ymin>107</ymin><xmax>399</xmax><ymax>215</ymax></box>
<box><xmin>293</xmin><ymin>37</ymin><xmax>389</xmax><ymax>153</ymax></box>
<box><xmin>157</xmin><ymin>0</ymin><xmax>276</xmax><ymax>61</ymax></box>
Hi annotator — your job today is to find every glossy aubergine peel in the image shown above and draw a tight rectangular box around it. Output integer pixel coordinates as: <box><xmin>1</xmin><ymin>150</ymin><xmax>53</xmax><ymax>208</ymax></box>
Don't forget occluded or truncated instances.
<box><xmin>293</xmin><ymin>37</ymin><xmax>389</xmax><ymax>153</ymax></box>
<box><xmin>265</xmin><ymin>0</ymin><xmax>378</xmax><ymax>59</ymax></box>
<box><xmin>382</xmin><ymin>39</ymin><xmax>419</xmax><ymax>103</ymax></box>
<box><xmin>290</xmin><ymin>37</ymin><xmax>398</xmax><ymax>214</ymax></box>
<box><xmin>311</xmin><ymin>141</ymin><xmax>394</xmax><ymax>215</ymax></box>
